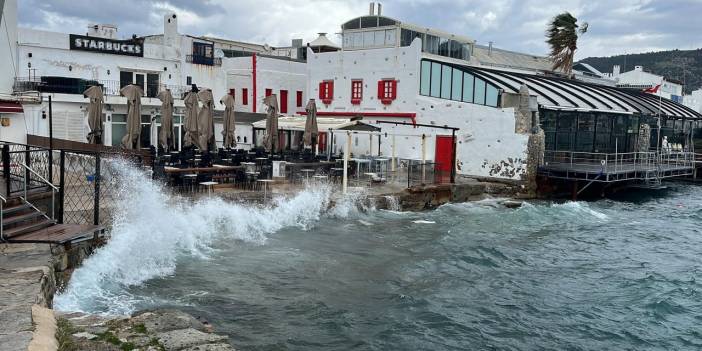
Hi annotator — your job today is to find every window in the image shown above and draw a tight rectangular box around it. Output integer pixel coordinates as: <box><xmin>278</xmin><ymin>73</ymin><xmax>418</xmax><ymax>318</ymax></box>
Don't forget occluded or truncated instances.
<box><xmin>280</xmin><ymin>90</ymin><xmax>288</xmax><ymax>114</ymax></box>
<box><xmin>351</xmin><ymin>80</ymin><xmax>363</xmax><ymax>104</ymax></box>
<box><xmin>451</xmin><ymin>68</ymin><xmax>462</xmax><ymax>101</ymax></box>
<box><xmin>377</xmin><ymin>79</ymin><xmax>397</xmax><ymax>104</ymax></box>
<box><xmin>418</xmin><ymin>59</ymin><xmax>500</xmax><ymax>108</ymax></box>
<box><xmin>265</xmin><ymin>88</ymin><xmax>272</xmax><ymax>97</ymax></box>
<box><xmin>420</xmin><ymin>61</ymin><xmax>431</xmax><ymax>96</ymax></box>
<box><xmin>441</xmin><ymin>65</ymin><xmax>451</xmax><ymax>99</ymax></box>
<box><xmin>119</xmin><ymin>72</ymin><xmax>133</xmax><ymax>89</ymax></box>
<box><xmin>319</xmin><ymin>80</ymin><xmax>334</xmax><ymax>104</ymax></box>
<box><xmin>430</xmin><ymin>62</ymin><xmax>441</xmax><ymax>97</ymax></box>
<box><xmin>242</xmin><ymin>88</ymin><xmax>248</xmax><ymax>105</ymax></box>
<box><xmin>186</xmin><ymin>76</ymin><xmax>192</xmax><ymax>85</ymax></box>
<box><xmin>296</xmin><ymin>91</ymin><xmax>303</xmax><ymax>107</ymax></box>
<box><xmin>146</xmin><ymin>73</ymin><xmax>159</xmax><ymax>98</ymax></box>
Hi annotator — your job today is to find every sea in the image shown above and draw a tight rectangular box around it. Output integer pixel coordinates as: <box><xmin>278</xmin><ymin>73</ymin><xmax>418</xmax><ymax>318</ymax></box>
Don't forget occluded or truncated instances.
<box><xmin>55</xmin><ymin>164</ymin><xmax>702</xmax><ymax>350</ymax></box>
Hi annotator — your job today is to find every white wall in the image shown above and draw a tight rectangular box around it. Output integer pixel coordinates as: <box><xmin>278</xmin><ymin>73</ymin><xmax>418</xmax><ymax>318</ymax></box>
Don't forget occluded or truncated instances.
<box><xmin>0</xmin><ymin>0</ymin><xmax>18</xmax><ymax>95</ymax></box>
<box><xmin>306</xmin><ymin>39</ymin><xmax>530</xmax><ymax>180</ymax></box>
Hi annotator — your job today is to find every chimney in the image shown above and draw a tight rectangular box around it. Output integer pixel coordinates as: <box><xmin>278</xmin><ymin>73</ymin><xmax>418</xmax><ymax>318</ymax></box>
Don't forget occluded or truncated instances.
<box><xmin>377</xmin><ymin>3</ymin><xmax>382</xmax><ymax>16</ymax></box>
<box><xmin>488</xmin><ymin>41</ymin><xmax>493</xmax><ymax>56</ymax></box>
<box><xmin>369</xmin><ymin>2</ymin><xmax>375</xmax><ymax>15</ymax></box>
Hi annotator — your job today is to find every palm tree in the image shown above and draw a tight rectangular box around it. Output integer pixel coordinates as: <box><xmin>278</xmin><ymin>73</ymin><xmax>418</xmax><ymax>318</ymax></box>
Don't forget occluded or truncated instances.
<box><xmin>546</xmin><ymin>12</ymin><xmax>588</xmax><ymax>76</ymax></box>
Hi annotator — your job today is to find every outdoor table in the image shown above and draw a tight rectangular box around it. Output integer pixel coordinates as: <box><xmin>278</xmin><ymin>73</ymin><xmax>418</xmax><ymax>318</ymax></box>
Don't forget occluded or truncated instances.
<box><xmin>300</xmin><ymin>169</ymin><xmax>315</xmax><ymax>180</ymax></box>
<box><xmin>199</xmin><ymin>181</ymin><xmax>218</xmax><ymax>196</ymax></box>
<box><xmin>351</xmin><ymin>158</ymin><xmax>371</xmax><ymax>178</ymax></box>
<box><xmin>241</xmin><ymin>162</ymin><xmax>256</xmax><ymax>173</ymax></box>
<box><xmin>184</xmin><ymin>174</ymin><xmax>198</xmax><ymax>192</ymax></box>
<box><xmin>257</xmin><ymin>179</ymin><xmax>274</xmax><ymax>200</ymax></box>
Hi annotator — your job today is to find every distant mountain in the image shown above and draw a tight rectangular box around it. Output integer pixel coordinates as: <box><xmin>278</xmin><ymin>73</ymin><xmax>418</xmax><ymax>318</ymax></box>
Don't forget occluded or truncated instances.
<box><xmin>580</xmin><ymin>48</ymin><xmax>702</xmax><ymax>94</ymax></box>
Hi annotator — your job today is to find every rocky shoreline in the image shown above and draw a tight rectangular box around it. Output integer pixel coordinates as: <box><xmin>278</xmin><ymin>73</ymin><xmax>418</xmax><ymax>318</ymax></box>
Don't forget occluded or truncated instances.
<box><xmin>56</xmin><ymin>310</ymin><xmax>234</xmax><ymax>351</ymax></box>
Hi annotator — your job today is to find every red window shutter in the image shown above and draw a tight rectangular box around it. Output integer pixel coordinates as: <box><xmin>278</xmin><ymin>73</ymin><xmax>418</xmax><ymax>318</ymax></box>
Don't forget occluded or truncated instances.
<box><xmin>377</xmin><ymin>80</ymin><xmax>384</xmax><ymax>99</ymax></box>
<box><xmin>296</xmin><ymin>91</ymin><xmax>303</xmax><ymax>107</ymax></box>
<box><xmin>391</xmin><ymin>80</ymin><xmax>398</xmax><ymax>100</ymax></box>
<box><xmin>319</xmin><ymin>82</ymin><xmax>325</xmax><ymax>100</ymax></box>
<box><xmin>242</xmin><ymin>88</ymin><xmax>248</xmax><ymax>105</ymax></box>
<box><xmin>328</xmin><ymin>81</ymin><xmax>334</xmax><ymax>100</ymax></box>
<box><xmin>265</xmin><ymin>88</ymin><xmax>272</xmax><ymax>97</ymax></box>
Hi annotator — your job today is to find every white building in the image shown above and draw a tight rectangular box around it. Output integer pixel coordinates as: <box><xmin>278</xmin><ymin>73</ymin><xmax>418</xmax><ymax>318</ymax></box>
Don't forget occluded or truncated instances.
<box><xmin>683</xmin><ymin>88</ymin><xmax>702</xmax><ymax>114</ymax></box>
<box><xmin>613</xmin><ymin>65</ymin><xmax>684</xmax><ymax>101</ymax></box>
<box><xmin>304</xmin><ymin>9</ymin><xmax>541</xmax><ymax>181</ymax></box>
<box><xmin>0</xmin><ymin>0</ymin><xmax>28</xmax><ymax>144</ymax></box>
<box><xmin>9</xmin><ymin>8</ymin><xmax>303</xmax><ymax>150</ymax></box>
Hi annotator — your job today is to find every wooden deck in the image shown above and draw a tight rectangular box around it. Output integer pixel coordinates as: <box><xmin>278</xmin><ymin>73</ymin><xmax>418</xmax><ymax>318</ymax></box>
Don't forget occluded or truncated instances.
<box><xmin>4</xmin><ymin>223</ymin><xmax>105</xmax><ymax>244</ymax></box>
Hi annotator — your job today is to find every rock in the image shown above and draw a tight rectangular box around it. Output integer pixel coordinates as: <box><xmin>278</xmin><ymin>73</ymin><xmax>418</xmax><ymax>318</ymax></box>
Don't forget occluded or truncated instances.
<box><xmin>157</xmin><ymin>328</ymin><xmax>229</xmax><ymax>350</ymax></box>
<box><xmin>182</xmin><ymin>343</ymin><xmax>236</xmax><ymax>351</ymax></box>
<box><xmin>502</xmin><ymin>200</ymin><xmax>524</xmax><ymax>209</ymax></box>
<box><xmin>131</xmin><ymin>309</ymin><xmax>209</xmax><ymax>333</ymax></box>
<box><xmin>72</xmin><ymin>331</ymin><xmax>98</xmax><ymax>340</ymax></box>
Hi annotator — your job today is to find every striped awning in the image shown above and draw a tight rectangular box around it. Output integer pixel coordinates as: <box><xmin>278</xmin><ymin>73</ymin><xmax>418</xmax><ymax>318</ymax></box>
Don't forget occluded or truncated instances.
<box><xmin>0</xmin><ymin>101</ymin><xmax>23</xmax><ymax>114</ymax></box>
<box><xmin>459</xmin><ymin>66</ymin><xmax>702</xmax><ymax>119</ymax></box>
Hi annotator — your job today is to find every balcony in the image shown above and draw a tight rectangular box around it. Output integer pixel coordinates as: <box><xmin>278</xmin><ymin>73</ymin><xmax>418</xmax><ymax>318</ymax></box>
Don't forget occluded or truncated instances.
<box><xmin>186</xmin><ymin>55</ymin><xmax>222</xmax><ymax>66</ymax></box>
<box><xmin>13</xmin><ymin>77</ymin><xmax>191</xmax><ymax>99</ymax></box>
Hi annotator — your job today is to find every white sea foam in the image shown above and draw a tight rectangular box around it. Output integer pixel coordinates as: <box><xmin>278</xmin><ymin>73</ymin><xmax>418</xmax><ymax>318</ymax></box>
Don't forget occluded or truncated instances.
<box><xmin>54</xmin><ymin>160</ymin><xmax>344</xmax><ymax>315</ymax></box>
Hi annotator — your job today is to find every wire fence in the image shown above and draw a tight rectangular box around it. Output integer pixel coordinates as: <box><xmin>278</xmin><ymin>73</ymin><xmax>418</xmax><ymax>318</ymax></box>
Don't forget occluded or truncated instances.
<box><xmin>1</xmin><ymin>142</ymin><xmax>52</xmax><ymax>196</ymax></box>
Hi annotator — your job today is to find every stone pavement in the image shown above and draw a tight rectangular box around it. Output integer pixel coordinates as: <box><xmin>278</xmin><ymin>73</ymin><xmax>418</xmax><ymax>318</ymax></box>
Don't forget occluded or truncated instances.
<box><xmin>0</xmin><ymin>244</ymin><xmax>56</xmax><ymax>351</ymax></box>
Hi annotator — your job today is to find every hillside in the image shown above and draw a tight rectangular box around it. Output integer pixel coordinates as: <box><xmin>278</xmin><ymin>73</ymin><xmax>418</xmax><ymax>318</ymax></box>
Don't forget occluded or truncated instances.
<box><xmin>580</xmin><ymin>48</ymin><xmax>702</xmax><ymax>94</ymax></box>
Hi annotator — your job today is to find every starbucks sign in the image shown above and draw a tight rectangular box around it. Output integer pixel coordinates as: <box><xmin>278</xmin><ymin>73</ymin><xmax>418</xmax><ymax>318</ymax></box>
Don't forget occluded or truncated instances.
<box><xmin>69</xmin><ymin>34</ymin><xmax>144</xmax><ymax>57</ymax></box>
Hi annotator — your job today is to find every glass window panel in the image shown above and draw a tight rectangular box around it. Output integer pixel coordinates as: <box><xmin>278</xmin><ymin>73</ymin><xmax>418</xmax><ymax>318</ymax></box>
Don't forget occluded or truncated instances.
<box><xmin>424</xmin><ymin>34</ymin><xmax>439</xmax><ymax>54</ymax></box>
<box><xmin>111</xmin><ymin>123</ymin><xmax>126</xmax><ymax>147</ymax></box>
<box><xmin>474</xmin><ymin>79</ymin><xmax>486</xmax><ymax>105</ymax></box>
<box><xmin>449</xmin><ymin>40</ymin><xmax>462</xmax><ymax>59</ymax></box>
<box><xmin>374</xmin><ymin>30</ymin><xmax>385</xmax><ymax>46</ymax></box>
<box><xmin>140</xmin><ymin>124</ymin><xmax>151</xmax><ymax>148</ymax></box>
<box><xmin>353</xmin><ymin>32</ymin><xmax>363</xmax><ymax>48</ymax></box>
<box><xmin>378</xmin><ymin>17</ymin><xmax>396</xmax><ymax>27</ymax></box>
<box><xmin>400</xmin><ymin>29</ymin><xmax>420</xmax><ymax>47</ymax></box>
<box><xmin>112</xmin><ymin>114</ymin><xmax>126</xmax><ymax>123</ymax></box>
<box><xmin>462</xmin><ymin>44</ymin><xmax>472</xmax><ymax>60</ymax></box>
<box><xmin>462</xmin><ymin>73</ymin><xmax>473</xmax><ymax>103</ymax></box>
<box><xmin>438</xmin><ymin>37</ymin><xmax>450</xmax><ymax>57</ymax></box>
<box><xmin>430</xmin><ymin>62</ymin><xmax>441</xmax><ymax>98</ymax></box>
<box><xmin>420</xmin><ymin>61</ymin><xmax>431</xmax><ymax>96</ymax></box>
<box><xmin>485</xmin><ymin>84</ymin><xmax>499</xmax><ymax>107</ymax></box>
<box><xmin>451</xmin><ymin>68</ymin><xmax>462</xmax><ymax>101</ymax></box>
<box><xmin>363</xmin><ymin>31</ymin><xmax>374</xmax><ymax>47</ymax></box>
<box><xmin>361</xmin><ymin>16</ymin><xmax>378</xmax><ymax>28</ymax></box>
<box><xmin>343</xmin><ymin>34</ymin><xmax>353</xmax><ymax>48</ymax></box>
<box><xmin>343</xmin><ymin>19</ymin><xmax>360</xmax><ymax>30</ymax></box>
<box><xmin>385</xmin><ymin>29</ymin><xmax>396</xmax><ymax>46</ymax></box>
<box><xmin>441</xmin><ymin>65</ymin><xmax>452</xmax><ymax>99</ymax></box>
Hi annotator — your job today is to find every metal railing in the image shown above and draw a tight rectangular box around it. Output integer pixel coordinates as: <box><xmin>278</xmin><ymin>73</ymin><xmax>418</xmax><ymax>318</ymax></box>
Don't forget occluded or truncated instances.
<box><xmin>13</xmin><ymin>77</ymin><xmax>190</xmax><ymax>99</ymax></box>
<box><xmin>406</xmin><ymin>161</ymin><xmax>450</xmax><ymax>187</ymax></box>
<box><xmin>20</xmin><ymin>162</ymin><xmax>58</xmax><ymax>222</ymax></box>
<box><xmin>541</xmin><ymin>150</ymin><xmax>696</xmax><ymax>182</ymax></box>
<box><xmin>186</xmin><ymin>55</ymin><xmax>222</xmax><ymax>66</ymax></box>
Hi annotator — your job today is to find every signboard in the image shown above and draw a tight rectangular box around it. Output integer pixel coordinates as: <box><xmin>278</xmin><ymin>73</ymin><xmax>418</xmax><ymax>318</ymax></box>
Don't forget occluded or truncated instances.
<box><xmin>69</xmin><ymin>34</ymin><xmax>144</xmax><ymax>57</ymax></box>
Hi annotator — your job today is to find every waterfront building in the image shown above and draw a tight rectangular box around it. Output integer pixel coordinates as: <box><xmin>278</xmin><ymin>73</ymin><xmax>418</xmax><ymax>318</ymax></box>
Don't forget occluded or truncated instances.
<box><xmin>612</xmin><ymin>65</ymin><xmax>684</xmax><ymax>102</ymax></box>
<box><xmin>0</xmin><ymin>0</ymin><xmax>28</xmax><ymax>144</ymax></box>
<box><xmin>683</xmin><ymin>88</ymin><xmax>702</xmax><ymax>114</ymax></box>
<box><xmin>8</xmin><ymin>3</ymin><xmax>304</xmax><ymax>150</ymax></box>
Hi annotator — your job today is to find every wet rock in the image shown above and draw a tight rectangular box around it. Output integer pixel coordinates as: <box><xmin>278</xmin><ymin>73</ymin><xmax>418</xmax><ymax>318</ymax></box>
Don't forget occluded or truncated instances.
<box><xmin>502</xmin><ymin>200</ymin><xmax>524</xmax><ymax>209</ymax></box>
<box><xmin>72</xmin><ymin>331</ymin><xmax>98</xmax><ymax>340</ymax></box>
<box><xmin>157</xmin><ymin>328</ymin><xmax>229</xmax><ymax>350</ymax></box>
<box><xmin>182</xmin><ymin>343</ymin><xmax>236</xmax><ymax>351</ymax></box>
<box><xmin>131</xmin><ymin>309</ymin><xmax>209</xmax><ymax>333</ymax></box>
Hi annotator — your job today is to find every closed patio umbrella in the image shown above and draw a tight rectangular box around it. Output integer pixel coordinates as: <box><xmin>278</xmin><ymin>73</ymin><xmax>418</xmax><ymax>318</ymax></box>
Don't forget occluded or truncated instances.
<box><xmin>157</xmin><ymin>89</ymin><xmax>174</xmax><ymax>151</ymax></box>
<box><xmin>304</xmin><ymin>99</ymin><xmax>319</xmax><ymax>149</ymax></box>
<box><xmin>183</xmin><ymin>90</ymin><xmax>199</xmax><ymax>149</ymax></box>
<box><xmin>84</xmin><ymin>85</ymin><xmax>104</xmax><ymax>144</ymax></box>
<box><xmin>263</xmin><ymin>94</ymin><xmax>280</xmax><ymax>153</ymax></box>
<box><xmin>119</xmin><ymin>84</ymin><xmax>144</xmax><ymax>149</ymax></box>
<box><xmin>197</xmin><ymin>89</ymin><xmax>216</xmax><ymax>152</ymax></box>
<box><xmin>220</xmin><ymin>93</ymin><xmax>236</xmax><ymax>149</ymax></box>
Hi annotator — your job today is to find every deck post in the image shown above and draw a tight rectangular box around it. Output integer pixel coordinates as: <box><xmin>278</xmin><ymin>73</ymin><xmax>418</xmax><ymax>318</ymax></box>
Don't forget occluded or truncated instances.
<box><xmin>93</xmin><ymin>153</ymin><xmax>101</xmax><ymax>226</ymax></box>
<box><xmin>2</xmin><ymin>144</ymin><xmax>9</xmax><ymax>196</ymax></box>
<box><xmin>343</xmin><ymin>131</ymin><xmax>350</xmax><ymax>194</ymax></box>
<box><xmin>571</xmin><ymin>181</ymin><xmax>578</xmax><ymax>201</ymax></box>
<box><xmin>24</xmin><ymin>144</ymin><xmax>30</xmax><ymax>191</ymax></box>
<box><xmin>58</xmin><ymin>150</ymin><xmax>65</xmax><ymax>224</ymax></box>
<box><xmin>451</xmin><ymin>129</ymin><xmax>457</xmax><ymax>184</ymax></box>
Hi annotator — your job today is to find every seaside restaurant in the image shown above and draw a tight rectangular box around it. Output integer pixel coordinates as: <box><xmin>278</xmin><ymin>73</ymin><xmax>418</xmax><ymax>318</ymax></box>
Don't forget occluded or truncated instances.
<box><xmin>463</xmin><ymin>66</ymin><xmax>702</xmax><ymax>155</ymax></box>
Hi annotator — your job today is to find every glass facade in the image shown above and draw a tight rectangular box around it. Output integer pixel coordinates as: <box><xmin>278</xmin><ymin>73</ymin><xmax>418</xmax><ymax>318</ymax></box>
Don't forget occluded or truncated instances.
<box><xmin>419</xmin><ymin>59</ymin><xmax>500</xmax><ymax>107</ymax></box>
<box><xmin>539</xmin><ymin>109</ymin><xmax>702</xmax><ymax>153</ymax></box>
<box><xmin>344</xmin><ymin>29</ymin><xmax>398</xmax><ymax>48</ymax></box>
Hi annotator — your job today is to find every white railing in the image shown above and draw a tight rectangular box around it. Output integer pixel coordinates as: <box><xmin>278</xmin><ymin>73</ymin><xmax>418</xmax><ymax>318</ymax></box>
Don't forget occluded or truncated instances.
<box><xmin>20</xmin><ymin>162</ymin><xmax>58</xmax><ymax>222</ymax></box>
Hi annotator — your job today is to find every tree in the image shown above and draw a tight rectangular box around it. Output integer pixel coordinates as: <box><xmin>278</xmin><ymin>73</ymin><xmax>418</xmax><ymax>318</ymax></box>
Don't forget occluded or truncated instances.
<box><xmin>546</xmin><ymin>12</ymin><xmax>588</xmax><ymax>76</ymax></box>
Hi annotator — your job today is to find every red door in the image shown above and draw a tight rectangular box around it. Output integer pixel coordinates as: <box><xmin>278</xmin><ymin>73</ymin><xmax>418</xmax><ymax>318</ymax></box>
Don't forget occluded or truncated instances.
<box><xmin>280</xmin><ymin>90</ymin><xmax>288</xmax><ymax>114</ymax></box>
<box><xmin>318</xmin><ymin>132</ymin><xmax>327</xmax><ymax>153</ymax></box>
<box><xmin>435</xmin><ymin>136</ymin><xmax>455</xmax><ymax>183</ymax></box>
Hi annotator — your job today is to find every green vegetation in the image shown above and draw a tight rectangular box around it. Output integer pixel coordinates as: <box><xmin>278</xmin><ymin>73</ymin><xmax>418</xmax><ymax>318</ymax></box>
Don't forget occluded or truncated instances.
<box><xmin>580</xmin><ymin>49</ymin><xmax>702</xmax><ymax>94</ymax></box>
<box><xmin>131</xmin><ymin>323</ymin><xmax>147</xmax><ymax>334</ymax></box>
<box><xmin>56</xmin><ymin>317</ymin><xmax>79</xmax><ymax>351</ymax></box>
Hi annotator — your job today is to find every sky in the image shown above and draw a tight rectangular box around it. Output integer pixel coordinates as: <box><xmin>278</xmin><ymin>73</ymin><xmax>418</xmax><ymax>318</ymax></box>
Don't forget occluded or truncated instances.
<box><xmin>17</xmin><ymin>0</ymin><xmax>702</xmax><ymax>60</ymax></box>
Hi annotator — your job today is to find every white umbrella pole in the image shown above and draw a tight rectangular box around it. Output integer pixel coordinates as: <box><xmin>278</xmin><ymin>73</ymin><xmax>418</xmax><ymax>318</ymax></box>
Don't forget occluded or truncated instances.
<box><xmin>421</xmin><ymin>134</ymin><xmax>426</xmax><ymax>182</ymax></box>
<box><xmin>343</xmin><ymin>131</ymin><xmax>351</xmax><ymax>194</ymax></box>
<box><xmin>391</xmin><ymin>134</ymin><xmax>396</xmax><ymax>172</ymax></box>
